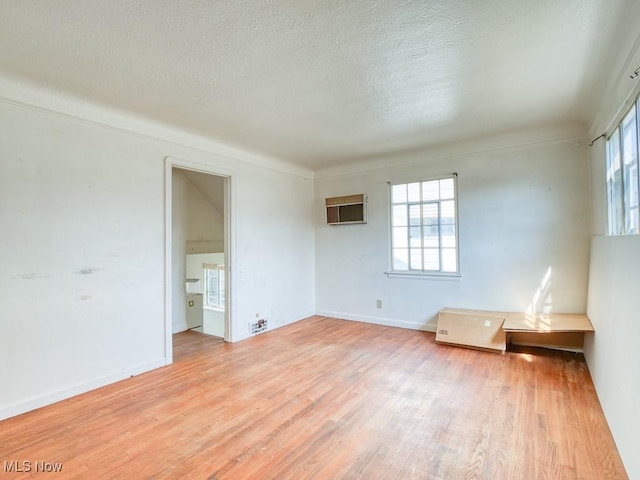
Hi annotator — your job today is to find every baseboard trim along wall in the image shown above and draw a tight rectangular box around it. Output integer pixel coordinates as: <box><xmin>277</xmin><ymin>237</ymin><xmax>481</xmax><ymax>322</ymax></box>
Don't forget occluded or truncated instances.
<box><xmin>316</xmin><ymin>310</ymin><xmax>437</xmax><ymax>333</ymax></box>
<box><xmin>0</xmin><ymin>358</ymin><xmax>166</xmax><ymax>421</ymax></box>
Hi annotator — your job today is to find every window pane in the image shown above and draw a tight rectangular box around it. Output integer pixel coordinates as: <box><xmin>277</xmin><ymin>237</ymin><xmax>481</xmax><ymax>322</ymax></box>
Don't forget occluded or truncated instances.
<box><xmin>204</xmin><ymin>266</ymin><xmax>226</xmax><ymax>308</ymax></box>
<box><xmin>393</xmin><ymin>248</ymin><xmax>409</xmax><ymax>270</ymax></box>
<box><xmin>440</xmin><ymin>178</ymin><xmax>455</xmax><ymax>199</ymax></box>
<box><xmin>409</xmin><ymin>204</ymin><xmax>421</xmax><ymax>226</ymax></box>
<box><xmin>424</xmin><ymin>249</ymin><xmax>440</xmax><ymax>270</ymax></box>
<box><xmin>607</xmin><ymin>129</ymin><xmax>623</xmax><ymax>235</ymax></box>
<box><xmin>423</xmin><ymin>225</ymin><xmax>439</xmax><ymax>247</ymax></box>
<box><xmin>422</xmin><ymin>203</ymin><xmax>438</xmax><ymax>226</ymax></box>
<box><xmin>206</xmin><ymin>269</ymin><xmax>219</xmax><ymax>306</ymax></box>
<box><xmin>207</xmin><ymin>293</ymin><xmax>216</xmax><ymax>305</ymax></box>
<box><xmin>207</xmin><ymin>268</ymin><xmax>218</xmax><ymax>306</ymax></box>
<box><xmin>422</xmin><ymin>201</ymin><xmax>440</xmax><ymax>246</ymax></box>
<box><xmin>628</xmin><ymin>161</ymin><xmax>639</xmax><ymax>234</ymax></box>
<box><xmin>219</xmin><ymin>268</ymin><xmax>225</xmax><ymax>308</ymax></box>
<box><xmin>393</xmin><ymin>227</ymin><xmax>408</xmax><ymax>248</ymax></box>
<box><xmin>622</xmin><ymin>105</ymin><xmax>639</xmax><ymax>234</ymax></box>
<box><xmin>442</xmin><ymin>249</ymin><xmax>457</xmax><ymax>272</ymax></box>
<box><xmin>407</xmin><ymin>182</ymin><xmax>421</xmax><ymax>202</ymax></box>
<box><xmin>441</xmin><ymin>200</ymin><xmax>455</xmax><ymax>225</ymax></box>
<box><xmin>442</xmin><ymin>224</ymin><xmax>456</xmax><ymax>247</ymax></box>
<box><xmin>409</xmin><ymin>248</ymin><xmax>422</xmax><ymax>270</ymax></box>
<box><xmin>392</xmin><ymin>184</ymin><xmax>407</xmax><ymax>204</ymax></box>
<box><xmin>409</xmin><ymin>226</ymin><xmax>421</xmax><ymax>247</ymax></box>
<box><xmin>389</xmin><ymin>178</ymin><xmax>458</xmax><ymax>274</ymax></box>
<box><xmin>392</xmin><ymin>205</ymin><xmax>407</xmax><ymax>227</ymax></box>
<box><xmin>422</xmin><ymin>180</ymin><xmax>439</xmax><ymax>201</ymax></box>
<box><xmin>206</xmin><ymin>271</ymin><xmax>217</xmax><ymax>284</ymax></box>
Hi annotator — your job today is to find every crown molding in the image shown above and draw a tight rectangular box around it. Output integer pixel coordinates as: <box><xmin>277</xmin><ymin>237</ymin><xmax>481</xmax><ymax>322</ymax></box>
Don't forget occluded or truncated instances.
<box><xmin>0</xmin><ymin>73</ymin><xmax>313</xmax><ymax>179</ymax></box>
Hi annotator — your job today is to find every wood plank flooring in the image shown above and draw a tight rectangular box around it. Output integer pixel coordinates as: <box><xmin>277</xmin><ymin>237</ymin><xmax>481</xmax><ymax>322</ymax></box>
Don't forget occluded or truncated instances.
<box><xmin>0</xmin><ymin>316</ymin><xmax>628</xmax><ymax>479</ymax></box>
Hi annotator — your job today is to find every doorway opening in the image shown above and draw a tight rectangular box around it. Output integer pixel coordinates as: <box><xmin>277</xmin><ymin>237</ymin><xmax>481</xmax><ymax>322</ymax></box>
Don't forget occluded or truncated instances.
<box><xmin>165</xmin><ymin>157</ymin><xmax>233</xmax><ymax>364</ymax></box>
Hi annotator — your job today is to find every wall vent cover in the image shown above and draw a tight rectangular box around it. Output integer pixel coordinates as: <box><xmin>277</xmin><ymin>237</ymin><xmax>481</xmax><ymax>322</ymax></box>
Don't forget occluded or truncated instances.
<box><xmin>250</xmin><ymin>319</ymin><xmax>268</xmax><ymax>336</ymax></box>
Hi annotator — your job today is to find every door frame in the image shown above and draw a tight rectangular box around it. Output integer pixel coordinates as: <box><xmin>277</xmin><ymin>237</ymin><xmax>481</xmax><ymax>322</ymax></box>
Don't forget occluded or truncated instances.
<box><xmin>164</xmin><ymin>156</ymin><xmax>235</xmax><ymax>364</ymax></box>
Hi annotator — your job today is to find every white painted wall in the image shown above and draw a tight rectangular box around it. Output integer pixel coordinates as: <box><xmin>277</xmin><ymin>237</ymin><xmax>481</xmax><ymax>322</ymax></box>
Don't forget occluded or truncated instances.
<box><xmin>585</xmin><ymin>236</ymin><xmax>640</xmax><ymax>479</ymax></box>
<box><xmin>583</xmin><ymin>42</ymin><xmax>640</xmax><ymax>479</ymax></box>
<box><xmin>315</xmin><ymin>129</ymin><xmax>591</xmax><ymax>330</ymax></box>
<box><xmin>202</xmin><ymin>309</ymin><xmax>225</xmax><ymax>338</ymax></box>
<box><xmin>0</xmin><ymin>87</ymin><xmax>315</xmax><ymax>420</ymax></box>
<box><xmin>233</xmin><ymin>168</ymin><xmax>316</xmax><ymax>335</ymax></box>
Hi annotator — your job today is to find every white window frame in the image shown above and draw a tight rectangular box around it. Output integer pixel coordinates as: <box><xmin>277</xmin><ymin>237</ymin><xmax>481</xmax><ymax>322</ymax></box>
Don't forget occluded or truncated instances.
<box><xmin>386</xmin><ymin>174</ymin><xmax>461</xmax><ymax>278</ymax></box>
<box><xmin>204</xmin><ymin>263</ymin><xmax>225</xmax><ymax>310</ymax></box>
<box><xmin>605</xmin><ymin>94</ymin><xmax>640</xmax><ymax>236</ymax></box>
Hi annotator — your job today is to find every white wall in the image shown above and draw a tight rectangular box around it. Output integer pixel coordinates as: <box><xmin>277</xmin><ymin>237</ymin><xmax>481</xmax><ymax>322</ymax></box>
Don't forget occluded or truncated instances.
<box><xmin>583</xmin><ymin>40</ymin><xmax>640</xmax><ymax>479</ymax></box>
<box><xmin>315</xmin><ymin>129</ymin><xmax>591</xmax><ymax>330</ymax></box>
<box><xmin>585</xmin><ymin>236</ymin><xmax>640</xmax><ymax>479</ymax></box>
<box><xmin>233</xmin><ymin>168</ymin><xmax>316</xmax><ymax>336</ymax></box>
<box><xmin>0</xmin><ymin>86</ymin><xmax>315</xmax><ymax>420</ymax></box>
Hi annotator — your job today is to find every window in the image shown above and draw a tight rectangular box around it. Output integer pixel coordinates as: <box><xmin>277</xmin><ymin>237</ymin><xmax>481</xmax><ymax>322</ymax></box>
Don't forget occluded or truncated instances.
<box><xmin>204</xmin><ymin>264</ymin><xmax>225</xmax><ymax>309</ymax></box>
<box><xmin>606</xmin><ymin>97</ymin><xmax>640</xmax><ymax>235</ymax></box>
<box><xmin>390</xmin><ymin>176</ymin><xmax>459</xmax><ymax>274</ymax></box>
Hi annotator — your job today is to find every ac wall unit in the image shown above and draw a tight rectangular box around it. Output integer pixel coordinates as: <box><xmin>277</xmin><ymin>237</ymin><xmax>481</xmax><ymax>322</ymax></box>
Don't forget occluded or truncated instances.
<box><xmin>325</xmin><ymin>194</ymin><xmax>367</xmax><ymax>225</ymax></box>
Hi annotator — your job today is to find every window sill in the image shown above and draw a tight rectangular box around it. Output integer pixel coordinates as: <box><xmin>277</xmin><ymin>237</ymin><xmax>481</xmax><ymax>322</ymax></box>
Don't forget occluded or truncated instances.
<box><xmin>384</xmin><ymin>271</ymin><xmax>462</xmax><ymax>282</ymax></box>
<box><xmin>203</xmin><ymin>305</ymin><xmax>225</xmax><ymax>312</ymax></box>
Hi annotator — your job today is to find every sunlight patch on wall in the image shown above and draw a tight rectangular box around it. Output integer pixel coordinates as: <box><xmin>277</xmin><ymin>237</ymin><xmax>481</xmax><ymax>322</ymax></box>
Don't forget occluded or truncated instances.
<box><xmin>526</xmin><ymin>266</ymin><xmax>552</xmax><ymax>315</ymax></box>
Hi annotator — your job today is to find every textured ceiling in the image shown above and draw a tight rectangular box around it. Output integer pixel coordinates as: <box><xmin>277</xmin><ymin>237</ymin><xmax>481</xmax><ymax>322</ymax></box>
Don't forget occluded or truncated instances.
<box><xmin>0</xmin><ymin>1</ymin><xmax>636</xmax><ymax>170</ymax></box>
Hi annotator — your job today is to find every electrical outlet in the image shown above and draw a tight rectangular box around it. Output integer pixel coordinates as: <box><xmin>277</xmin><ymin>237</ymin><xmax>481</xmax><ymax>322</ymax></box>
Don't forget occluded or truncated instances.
<box><xmin>376</xmin><ymin>300</ymin><xmax>382</xmax><ymax>309</ymax></box>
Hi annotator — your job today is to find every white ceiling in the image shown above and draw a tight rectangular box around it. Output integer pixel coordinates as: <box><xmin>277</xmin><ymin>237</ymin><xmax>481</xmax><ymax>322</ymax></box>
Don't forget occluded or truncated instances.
<box><xmin>0</xmin><ymin>1</ymin><xmax>636</xmax><ymax>170</ymax></box>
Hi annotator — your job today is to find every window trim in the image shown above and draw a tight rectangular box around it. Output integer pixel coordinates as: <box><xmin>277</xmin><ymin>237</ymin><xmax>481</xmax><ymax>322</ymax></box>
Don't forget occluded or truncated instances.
<box><xmin>605</xmin><ymin>94</ymin><xmax>640</xmax><ymax>236</ymax></box>
<box><xmin>203</xmin><ymin>263</ymin><xmax>225</xmax><ymax>309</ymax></box>
<box><xmin>386</xmin><ymin>173</ymin><xmax>461</xmax><ymax>278</ymax></box>
<box><xmin>384</xmin><ymin>270</ymin><xmax>463</xmax><ymax>280</ymax></box>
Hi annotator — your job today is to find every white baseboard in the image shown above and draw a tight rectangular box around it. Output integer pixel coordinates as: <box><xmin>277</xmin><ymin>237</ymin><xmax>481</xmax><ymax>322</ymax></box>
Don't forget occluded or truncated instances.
<box><xmin>0</xmin><ymin>358</ymin><xmax>166</xmax><ymax>421</ymax></box>
<box><xmin>172</xmin><ymin>320</ymin><xmax>189</xmax><ymax>334</ymax></box>
<box><xmin>237</xmin><ymin>310</ymin><xmax>317</xmax><ymax>341</ymax></box>
<box><xmin>316</xmin><ymin>310</ymin><xmax>437</xmax><ymax>333</ymax></box>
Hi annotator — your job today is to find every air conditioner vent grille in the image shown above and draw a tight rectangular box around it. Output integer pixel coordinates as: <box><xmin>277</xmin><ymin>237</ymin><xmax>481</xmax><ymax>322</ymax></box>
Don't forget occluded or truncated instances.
<box><xmin>250</xmin><ymin>319</ymin><xmax>267</xmax><ymax>336</ymax></box>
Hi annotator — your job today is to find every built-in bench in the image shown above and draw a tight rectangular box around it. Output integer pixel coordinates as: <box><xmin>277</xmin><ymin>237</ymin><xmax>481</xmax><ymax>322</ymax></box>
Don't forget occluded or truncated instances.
<box><xmin>435</xmin><ymin>308</ymin><xmax>594</xmax><ymax>354</ymax></box>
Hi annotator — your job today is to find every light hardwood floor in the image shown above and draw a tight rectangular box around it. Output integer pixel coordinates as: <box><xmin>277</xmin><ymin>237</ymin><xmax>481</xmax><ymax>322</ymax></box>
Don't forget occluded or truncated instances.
<box><xmin>0</xmin><ymin>316</ymin><xmax>628</xmax><ymax>479</ymax></box>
